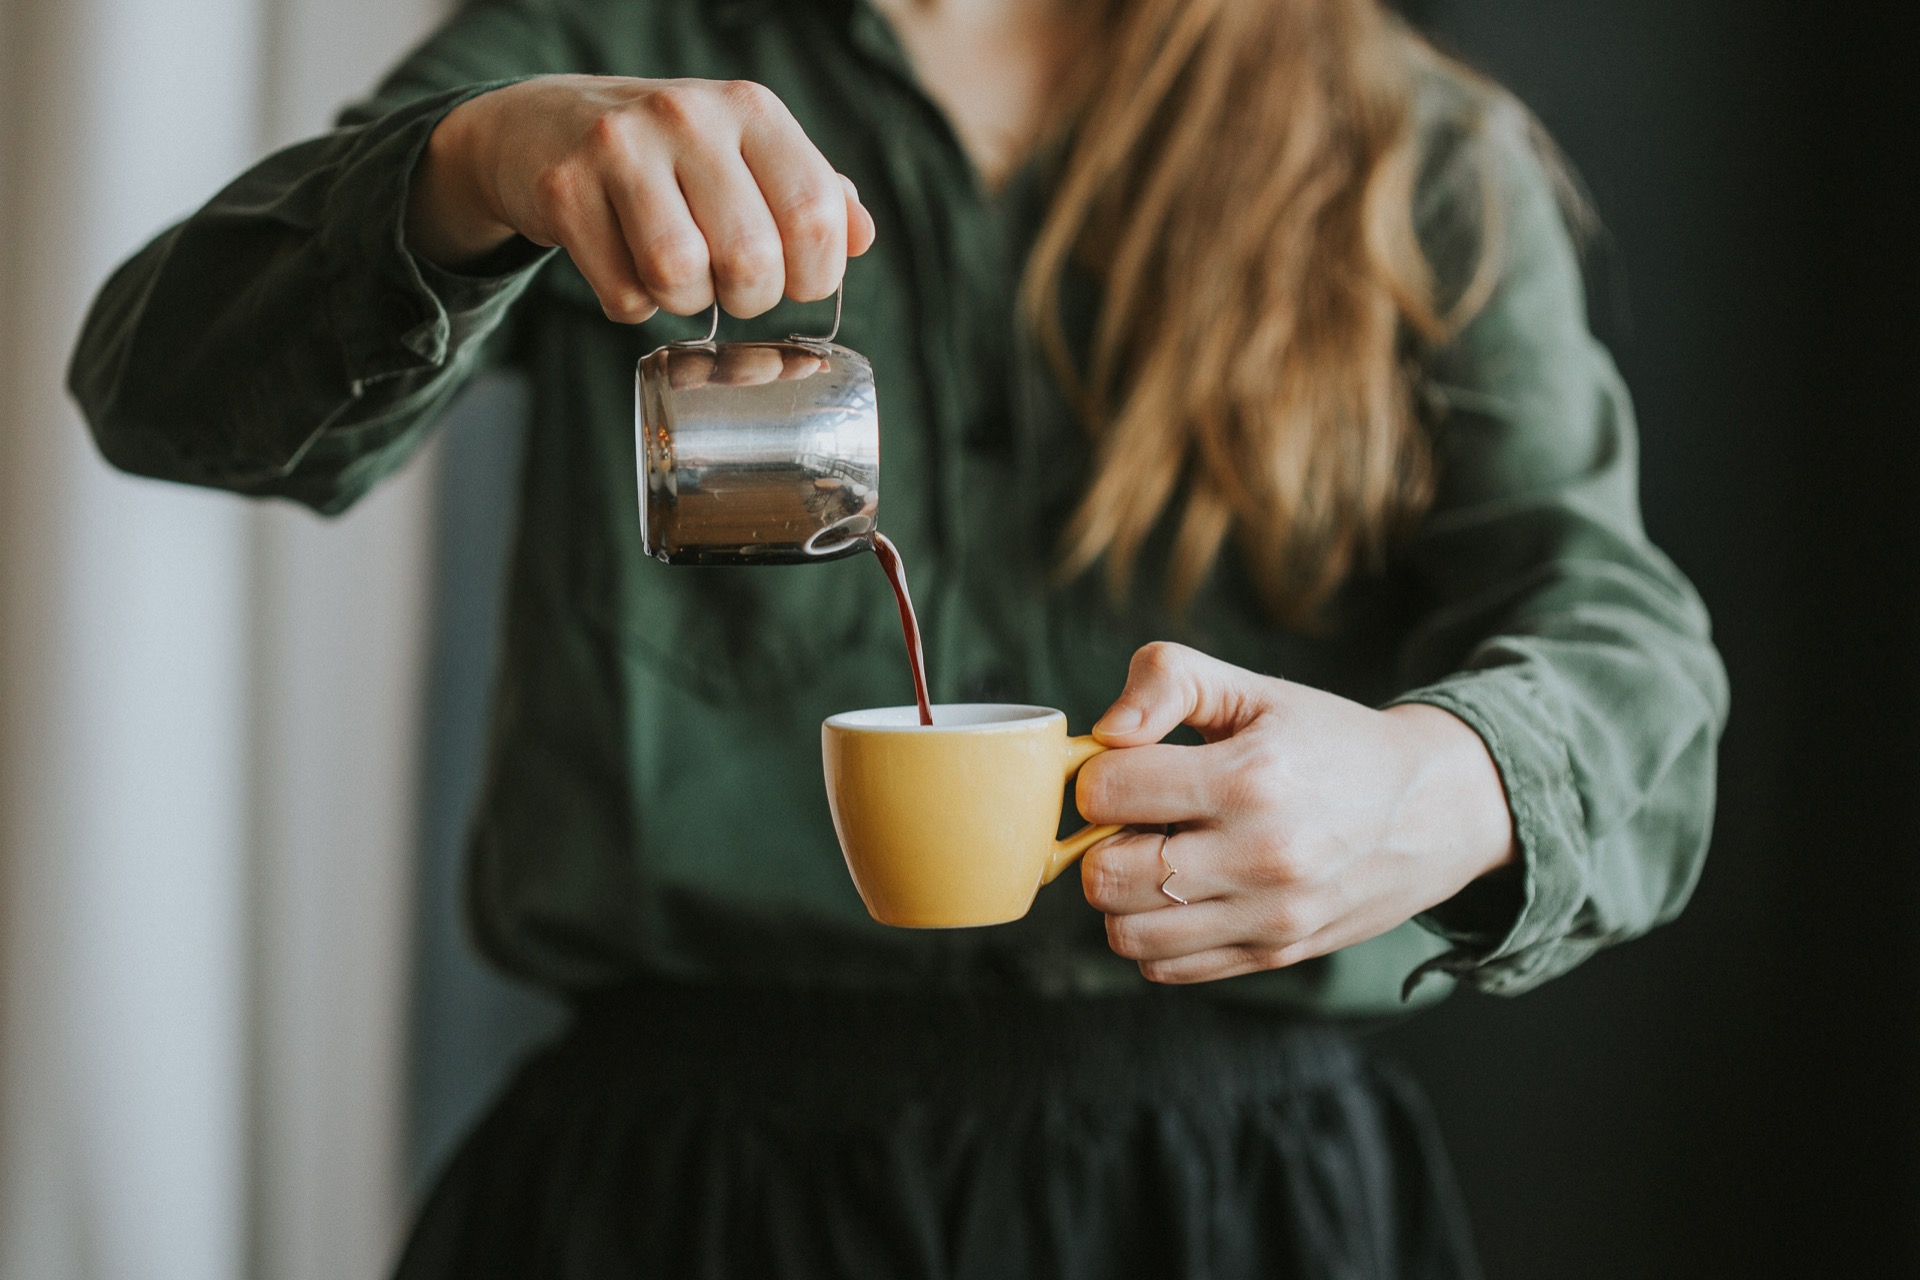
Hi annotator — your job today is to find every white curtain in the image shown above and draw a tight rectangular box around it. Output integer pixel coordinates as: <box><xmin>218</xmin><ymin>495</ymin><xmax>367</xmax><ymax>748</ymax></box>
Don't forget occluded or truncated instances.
<box><xmin>0</xmin><ymin>0</ymin><xmax>445</xmax><ymax>1276</ymax></box>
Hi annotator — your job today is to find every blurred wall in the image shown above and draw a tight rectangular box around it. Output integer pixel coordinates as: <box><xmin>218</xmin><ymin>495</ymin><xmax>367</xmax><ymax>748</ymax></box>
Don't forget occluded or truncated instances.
<box><xmin>0</xmin><ymin>1</ymin><xmax>445</xmax><ymax>1278</ymax></box>
<box><xmin>0</xmin><ymin>5</ymin><xmax>258</xmax><ymax>1275</ymax></box>
<box><xmin>244</xmin><ymin>5</ymin><xmax>449</xmax><ymax>1276</ymax></box>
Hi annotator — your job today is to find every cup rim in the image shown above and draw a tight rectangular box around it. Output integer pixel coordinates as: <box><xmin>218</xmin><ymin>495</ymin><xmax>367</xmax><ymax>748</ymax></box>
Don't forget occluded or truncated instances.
<box><xmin>823</xmin><ymin>704</ymin><xmax>1064</xmax><ymax>733</ymax></box>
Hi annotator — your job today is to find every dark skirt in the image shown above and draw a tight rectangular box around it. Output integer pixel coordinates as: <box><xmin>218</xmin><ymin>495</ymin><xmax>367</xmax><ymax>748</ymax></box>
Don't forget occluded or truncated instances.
<box><xmin>394</xmin><ymin>982</ymin><xmax>1480</xmax><ymax>1280</ymax></box>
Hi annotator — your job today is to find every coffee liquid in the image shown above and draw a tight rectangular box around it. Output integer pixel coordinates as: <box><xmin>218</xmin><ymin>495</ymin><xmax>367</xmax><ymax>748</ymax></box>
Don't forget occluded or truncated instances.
<box><xmin>872</xmin><ymin>532</ymin><xmax>933</xmax><ymax>726</ymax></box>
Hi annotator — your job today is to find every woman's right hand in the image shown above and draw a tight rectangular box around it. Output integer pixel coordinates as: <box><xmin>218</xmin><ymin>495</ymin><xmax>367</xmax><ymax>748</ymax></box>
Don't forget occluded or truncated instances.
<box><xmin>405</xmin><ymin>75</ymin><xmax>876</xmax><ymax>323</ymax></box>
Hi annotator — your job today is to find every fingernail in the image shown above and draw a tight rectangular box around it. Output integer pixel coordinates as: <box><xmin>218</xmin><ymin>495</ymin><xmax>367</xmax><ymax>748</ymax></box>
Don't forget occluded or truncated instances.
<box><xmin>1095</xmin><ymin>704</ymin><xmax>1143</xmax><ymax>735</ymax></box>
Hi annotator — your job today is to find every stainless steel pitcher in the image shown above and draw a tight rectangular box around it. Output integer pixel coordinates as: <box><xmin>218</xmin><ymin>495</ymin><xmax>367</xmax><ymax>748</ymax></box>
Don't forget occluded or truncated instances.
<box><xmin>635</xmin><ymin>286</ymin><xmax>879</xmax><ymax>565</ymax></box>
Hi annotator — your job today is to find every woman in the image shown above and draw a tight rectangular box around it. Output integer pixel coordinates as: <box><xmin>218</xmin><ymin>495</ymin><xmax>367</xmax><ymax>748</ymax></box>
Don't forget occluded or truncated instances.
<box><xmin>70</xmin><ymin>0</ymin><xmax>1727</xmax><ymax>1274</ymax></box>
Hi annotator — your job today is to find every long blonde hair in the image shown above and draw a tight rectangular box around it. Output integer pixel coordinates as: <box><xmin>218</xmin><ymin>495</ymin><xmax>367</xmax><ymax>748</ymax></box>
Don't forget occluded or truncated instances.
<box><xmin>1023</xmin><ymin>0</ymin><xmax>1502</xmax><ymax>625</ymax></box>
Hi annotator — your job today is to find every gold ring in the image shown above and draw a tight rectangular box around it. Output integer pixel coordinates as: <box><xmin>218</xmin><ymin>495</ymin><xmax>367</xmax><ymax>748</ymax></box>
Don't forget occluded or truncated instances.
<box><xmin>1157</xmin><ymin>830</ymin><xmax>1188</xmax><ymax>906</ymax></box>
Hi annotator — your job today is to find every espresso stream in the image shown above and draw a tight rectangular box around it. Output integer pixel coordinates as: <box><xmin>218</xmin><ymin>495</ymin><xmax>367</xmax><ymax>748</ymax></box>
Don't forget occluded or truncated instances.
<box><xmin>871</xmin><ymin>532</ymin><xmax>933</xmax><ymax>725</ymax></box>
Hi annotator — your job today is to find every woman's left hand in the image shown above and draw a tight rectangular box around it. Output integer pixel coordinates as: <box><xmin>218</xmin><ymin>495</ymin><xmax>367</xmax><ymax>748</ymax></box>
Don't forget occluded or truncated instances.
<box><xmin>1075</xmin><ymin>643</ymin><xmax>1519</xmax><ymax>984</ymax></box>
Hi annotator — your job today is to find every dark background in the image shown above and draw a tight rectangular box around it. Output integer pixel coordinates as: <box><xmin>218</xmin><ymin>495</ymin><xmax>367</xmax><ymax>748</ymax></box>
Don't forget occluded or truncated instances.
<box><xmin>410</xmin><ymin>3</ymin><xmax>1920</xmax><ymax>1276</ymax></box>
<box><xmin>1380</xmin><ymin>2</ymin><xmax>1920</xmax><ymax>1275</ymax></box>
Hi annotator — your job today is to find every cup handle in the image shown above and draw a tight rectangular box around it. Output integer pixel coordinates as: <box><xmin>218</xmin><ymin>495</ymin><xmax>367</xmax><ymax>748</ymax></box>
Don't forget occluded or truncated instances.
<box><xmin>1041</xmin><ymin>735</ymin><xmax>1125</xmax><ymax>886</ymax></box>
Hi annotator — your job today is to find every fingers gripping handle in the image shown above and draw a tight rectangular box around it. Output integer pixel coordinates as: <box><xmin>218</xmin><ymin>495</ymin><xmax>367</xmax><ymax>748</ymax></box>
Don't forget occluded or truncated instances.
<box><xmin>1045</xmin><ymin>821</ymin><xmax>1124</xmax><ymax>885</ymax></box>
<box><xmin>668</xmin><ymin>280</ymin><xmax>843</xmax><ymax>349</ymax></box>
<box><xmin>1042</xmin><ymin>735</ymin><xmax>1123</xmax><ymax>886</ymax></box>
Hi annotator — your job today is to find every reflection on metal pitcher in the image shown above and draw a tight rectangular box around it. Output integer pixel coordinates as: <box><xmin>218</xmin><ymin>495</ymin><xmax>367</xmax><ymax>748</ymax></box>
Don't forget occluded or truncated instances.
<box><xmin>634</xmin><ymin>287</ymin><xmax>881</xmax><ymax>566</ymax></box>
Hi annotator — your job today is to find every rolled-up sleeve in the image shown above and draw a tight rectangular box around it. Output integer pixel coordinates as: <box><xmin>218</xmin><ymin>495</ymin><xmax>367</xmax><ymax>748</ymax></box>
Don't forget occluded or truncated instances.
<box><xmin>68</xmin><ymin>0</ymin><xmax>570</xmax><ymax>513</ymax></box>
<box><xmin>1391</xmin><ymin>104</ymin><xmax>1730</xmax><ymax>997</ymax></box>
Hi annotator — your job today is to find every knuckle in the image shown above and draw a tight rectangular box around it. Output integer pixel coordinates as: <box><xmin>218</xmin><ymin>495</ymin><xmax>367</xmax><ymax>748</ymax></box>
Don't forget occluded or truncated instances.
<box><xmin>779</xmin><ymin>191</ymin><xmax>843</xmax><ymax>251</ymax></box>
<box><xmin>1273</xmin><ymin>846</ymin><xmax>1316</xmax><ymax>889</ymax></box>
<box><xmin>721</xmin><ymin>79</ymin><xmax>780</xmax><ymax>119</ymax></box>
<box><xmin>1236</xmin><ymin>734</ymin><xmax>1286</xmax><ymax>779</ymax></box>
<box><xmin>712</xmin><ymin>232</ymin><xmax>782</xmax><ymax>284</ymax></box>
<box><xmin>1104</xmin><ymin>913</ymin><xmax>1145</xmax><ymax>959</ymax></box>
<box><xmin>1081</xmin><ymin>851</ymin><xmax>1127</xmax><ymax>910</ymax></box>
<box><xmin>1134</xmin><ymin>640</ymin><xmax>1187</xmax><ymax>678</ymax></box>
<box><xmin>531</xmin><ymin>164</ymin><xmax>582</xmax><ymax>217</ymax></box>
<box><xmin>1247</xmin><ymin>848</ymin><xmax>1300</xmax><ymax>892</ymax></box>
<box><xmin>1216</xmin><ymin>767</ymin><xmax>1271</xmax><ymax>826</ymax></box>
<box><xmin>1259</xmin><ymin>895</ymin><xmax>1308</xmax><ymax>942</ymax></box>
<box><xmin>1074</xmin><ymin>764</ymin><xmax>1111</xmax><ymax>818</ymax></box>
<box><xmin>787</xmin><ymin>277</ymin><xmax>839</xmax><ymax>304</ymax></box>
<box><xmin>1270</xmin><ymin>940</ymin><xmax>1315</xmax><ymax>968</ymax></box>
<box><xmin>643</xmin><ymin>85</ymin><xmax>705</xmax><ymax>136</ymax></box>
<box><xmin>640</xmin><ymin>234</ymin><xmax>709</xmax><ymax>290</ymax></box>
<box><xmin>601</xmin><ymin>292</ymin><xmax>653</xmax><ymax>323</ymax></box>
<box><xmin>1242</xmin><ymin>944</ymin><xmax>1291</xmax><ymax>973</ymax></box>
<box><xmin>585</xmin><ymin>111</ymin><xmax>629</xmax><ymax>156</ymax></box>
<box><xmin>1139</xmin><ymin>959</ymin><xmax>1183</xmax><ymax>985</ymax></box>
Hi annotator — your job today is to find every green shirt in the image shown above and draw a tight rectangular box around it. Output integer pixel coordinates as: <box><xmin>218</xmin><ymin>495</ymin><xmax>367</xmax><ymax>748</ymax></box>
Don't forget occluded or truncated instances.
<box><xmin>69</xmin><ymin>0</ymin><xmax>1728</xmax><ymax>1016</ymax></box>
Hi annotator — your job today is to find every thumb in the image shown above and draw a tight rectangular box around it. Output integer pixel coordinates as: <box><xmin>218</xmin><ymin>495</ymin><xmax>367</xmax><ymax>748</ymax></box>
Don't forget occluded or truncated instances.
<box><xmin>1091</xmin><ymin>642</ymin><xmax>1267</xmax><ymax>746</ymax></box>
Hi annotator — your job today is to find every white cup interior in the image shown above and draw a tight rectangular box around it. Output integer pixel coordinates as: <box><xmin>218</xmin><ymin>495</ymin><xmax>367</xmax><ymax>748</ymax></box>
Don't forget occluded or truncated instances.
<box><xmin>824</xmin><ymin>704</ymin><xmax>1061</xmax><ymax>732</ymax></box>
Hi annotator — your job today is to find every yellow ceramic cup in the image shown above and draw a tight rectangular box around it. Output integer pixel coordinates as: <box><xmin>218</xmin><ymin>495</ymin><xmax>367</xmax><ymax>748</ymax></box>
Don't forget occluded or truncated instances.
<box><xmin>822</xmin><ymin>704</ymin><xmax>1123</xmax><ymax>928</ymax></box>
